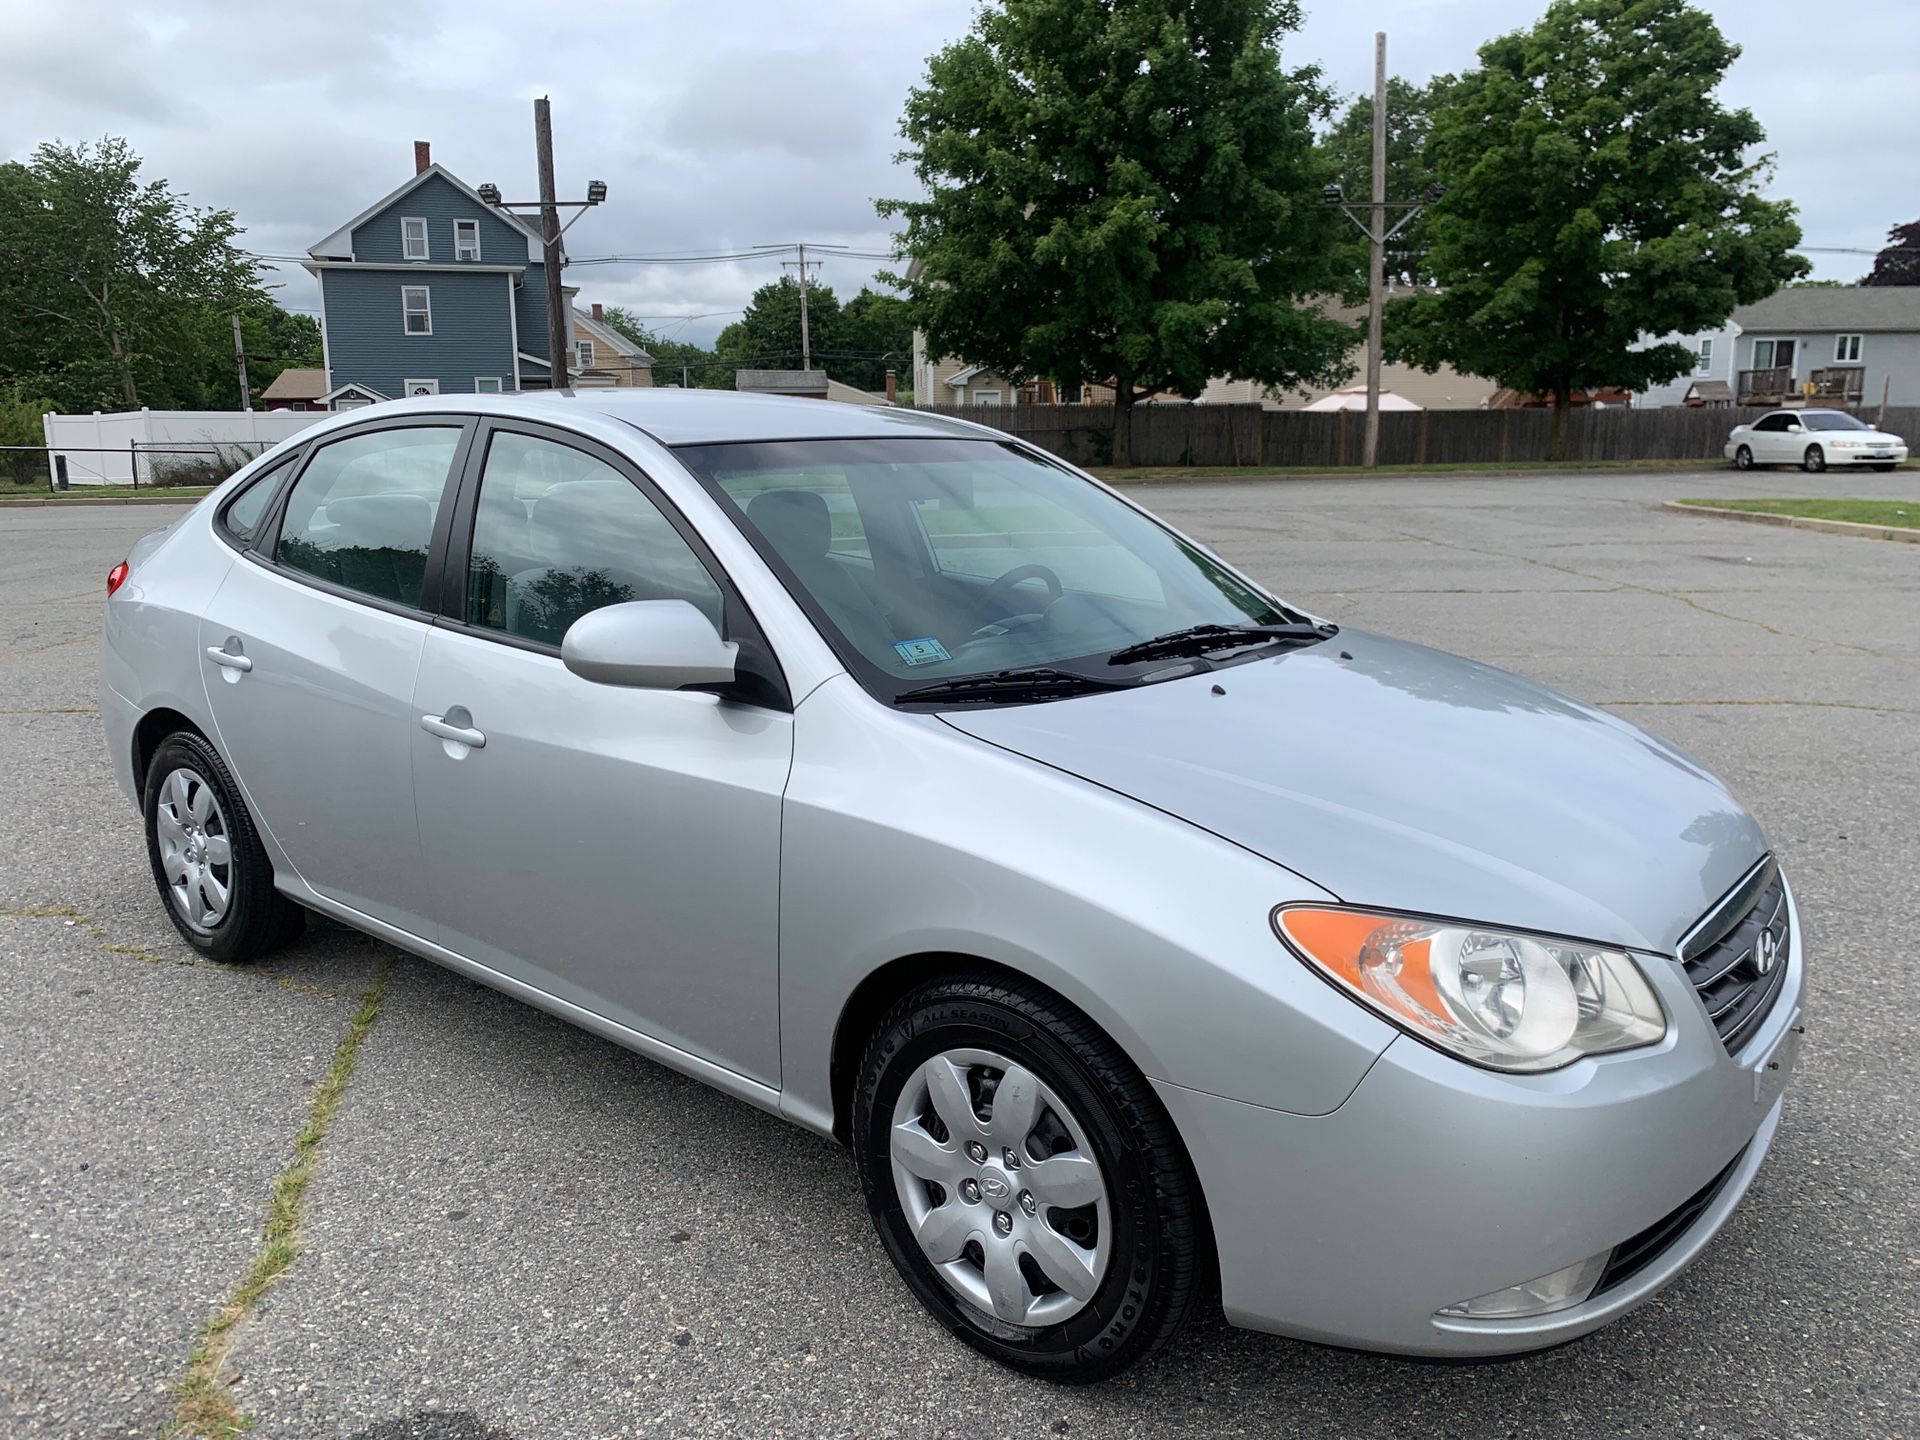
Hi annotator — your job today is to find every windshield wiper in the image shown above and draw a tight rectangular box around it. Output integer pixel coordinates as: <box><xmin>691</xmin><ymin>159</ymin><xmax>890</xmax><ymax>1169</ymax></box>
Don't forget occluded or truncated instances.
<box><xmin>894</xmin><ymin>665</ymin><xmax>1133</xmax><ymax>705</ymax></box>
<box><xmin>1106</xmin><ymin>621</ymin><xmax>1337</xmax><ymax>667</ymax></box>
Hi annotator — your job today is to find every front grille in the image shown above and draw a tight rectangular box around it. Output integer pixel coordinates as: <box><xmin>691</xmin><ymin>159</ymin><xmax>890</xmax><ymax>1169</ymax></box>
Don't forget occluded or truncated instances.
<box><xmin>1680</xmin><ymin>868</ymin><xmax>1791</xmax><ymax>1055</ymax></box>
<box><xmin>1593</xmin><ymin>1145</ymin><xmax>1746</xmax><ymax>1296</ymax></box>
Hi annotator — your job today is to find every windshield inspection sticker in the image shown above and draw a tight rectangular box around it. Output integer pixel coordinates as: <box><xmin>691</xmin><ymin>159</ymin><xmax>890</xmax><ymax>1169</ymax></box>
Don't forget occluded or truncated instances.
<box><xmin>893</xmin><ymin>636</ymin><xmax>952</xmax><ymax>667</ymax></box>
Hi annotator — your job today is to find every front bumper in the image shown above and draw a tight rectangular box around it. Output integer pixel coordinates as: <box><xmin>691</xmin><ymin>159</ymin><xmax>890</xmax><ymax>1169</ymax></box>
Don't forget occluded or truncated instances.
<box><xmin>1827</xmin><ymin>446</ymin><xmax>1908</xmax><ymax>465</ymax></box>
<box><xmin>1162</xmin><ymin>889</ymin><xmax>1804</xmax><ymax>1357</ymax></box>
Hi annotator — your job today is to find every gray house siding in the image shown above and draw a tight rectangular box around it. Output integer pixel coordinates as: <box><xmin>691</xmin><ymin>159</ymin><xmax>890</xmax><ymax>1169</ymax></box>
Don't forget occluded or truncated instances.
<box><xmin>349</xmin><ymin>174</ymin><xmax>530</xmax><ymax>265</ymax></box>
<box><xmin>1735</xmin><ymin>328</ymin><xmax>1920</xmax><ymax>406</ymax></box>
<box><xmin>321</xmin><ymin>267</ymin><xmax>518</xmax><ymax>398</ymax></box>
<box><xmin>516</xmin><ymin>264</ymin><xmax>555</xmax><ymax>362</ymax></box>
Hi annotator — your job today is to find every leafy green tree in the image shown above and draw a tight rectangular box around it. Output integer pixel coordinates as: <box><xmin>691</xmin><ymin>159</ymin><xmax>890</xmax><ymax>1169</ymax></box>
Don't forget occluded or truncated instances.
<box><xmin>883</xmin><ymin>0</ymin><xmax>1354</xmax><ymax>465</ymax></box>
<box><xmin>1386</xmin><ymin>0</ymin><xmax>1805</xmax><ymax>457</ymax></box>
<box><xmin>1321</xmin><ymin>75</ymin><xmax>1454</xmax><ymax>290</ymax></box>
<box><xmin>598</xmin><ymin>306</ymin><xmax>730</xmax><ymax>389</ymax></box>
<box><xmin>832</xmin><ymin>287</ymin><xmax>913</xmax><ymax>394</ymax></box>
<box><xmin>0</xmin><ymin>138</ymin><xmax>271</xmax><ymax>412</ymax></box>
<box><xmin>1861</xmin><ymin>220</ymin><xmax>1920</xmax><ymax>286</ymax></box>
<box><xmin>193</xmin><ymin>303</ymin><xmax>322</xmax><ymax>407</ymax></box>
<box><xmin>715</xmin><ymin>276</ymin><xmax>844</xmax><ymax>374</ymax></box>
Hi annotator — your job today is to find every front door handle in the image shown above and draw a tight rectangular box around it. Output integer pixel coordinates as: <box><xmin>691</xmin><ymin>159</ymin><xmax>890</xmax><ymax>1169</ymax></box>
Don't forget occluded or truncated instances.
<box><xmin>421</xmin><ymin>712</ymin><xmax>486</xmax><ymax>748</ymax></box>
<box><xmin>206</xmin><ymin>644</ymin><xmax>253</xmax><ymax>672</ymax></box>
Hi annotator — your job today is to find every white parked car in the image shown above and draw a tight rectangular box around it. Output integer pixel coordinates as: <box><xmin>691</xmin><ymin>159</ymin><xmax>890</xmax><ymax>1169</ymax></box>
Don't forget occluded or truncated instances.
<box><xmin>1725</xmin><ymin>409</ymin><xmax>1907</xmax><ymax>472</ymax></box>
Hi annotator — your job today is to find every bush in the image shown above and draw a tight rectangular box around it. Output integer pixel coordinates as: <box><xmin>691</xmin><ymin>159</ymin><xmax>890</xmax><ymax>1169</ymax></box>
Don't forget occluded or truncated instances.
<box><xmin>142</xmin><ymin>442</ymin><xmax>259</xmax><ymax>488</ymax></box>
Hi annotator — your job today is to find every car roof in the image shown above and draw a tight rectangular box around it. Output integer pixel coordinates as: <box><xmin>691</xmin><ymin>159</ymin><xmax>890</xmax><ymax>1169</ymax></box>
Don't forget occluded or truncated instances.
<box><xmin>471</xmin><ymin>389</ymin><xmax>999</xmax><ymax>447</ymax></box>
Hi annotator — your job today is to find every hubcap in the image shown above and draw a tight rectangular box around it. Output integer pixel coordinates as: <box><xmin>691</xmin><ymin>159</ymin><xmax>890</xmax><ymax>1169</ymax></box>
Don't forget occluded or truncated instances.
<box><xmin>154</xmin><ymin>768</ymin><xmax>233</xmax><ymax>931</ymax></box>
<box><xmin>889</xmin><ymin>1047</ymin><xmax>1111</xmax><ymax>1328</ymax></box>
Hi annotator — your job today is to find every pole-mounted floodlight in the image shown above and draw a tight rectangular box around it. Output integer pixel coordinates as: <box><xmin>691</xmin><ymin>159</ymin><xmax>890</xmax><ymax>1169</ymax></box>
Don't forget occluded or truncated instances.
<box><xmin>477</xmin><ymin>182</ymin><xmax>502</xmax><ymax>205</ymax></box>
<box><xmin>1323</xmin><ymin>183</ymin><xmax>1345</xmax><ymax>204</ymax></box>
<box><xmin>586</xmin><ymin>179</ymin><xmax>608</xmax><ymax>205</ymax></box>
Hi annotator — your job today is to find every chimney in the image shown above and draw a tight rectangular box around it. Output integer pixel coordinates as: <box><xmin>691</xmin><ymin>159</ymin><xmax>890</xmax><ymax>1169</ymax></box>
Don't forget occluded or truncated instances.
<box><xmin>413</xmin><ymin>140</ymin><xmax>431</xmax><ymax>175</ymax></box>
<box><xmin>885</xmin><ymin>368</ymin><xmax>897</xmax><ymax>404</ymax></box>
<box><xmin>591</xmin><ymin>302</ymin><xmax>604</xmax><ymax>323</ymax></box>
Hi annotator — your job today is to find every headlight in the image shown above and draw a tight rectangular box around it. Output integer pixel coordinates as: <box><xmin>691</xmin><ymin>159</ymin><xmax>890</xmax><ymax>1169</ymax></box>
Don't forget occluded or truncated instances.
<box><xmin>1273</xmin><ymin>907</ymin><xmax>1666</xmax><ymax>1072</ymax></box>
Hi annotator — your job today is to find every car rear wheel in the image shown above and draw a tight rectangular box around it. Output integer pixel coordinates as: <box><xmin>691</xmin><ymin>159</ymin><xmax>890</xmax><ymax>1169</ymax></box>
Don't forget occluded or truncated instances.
<box><xmin>1733</xmin><ymin>444</ymin><xmax>1754</xmax><ymax>471</ymax></box>
<box><xmin>1802</xmin><ymin>444</ymin><xmax>1827</xmax><ymax>473</ymax></box>
<box><xmin>852</xmin><ymin>974</ymin><xmax>1205</xmax><ymax>1382</ymax></box>
<box><xmin>143</xmin><ymin>731</ymin><xmax>304</xmax><ymax>963</ymax></box>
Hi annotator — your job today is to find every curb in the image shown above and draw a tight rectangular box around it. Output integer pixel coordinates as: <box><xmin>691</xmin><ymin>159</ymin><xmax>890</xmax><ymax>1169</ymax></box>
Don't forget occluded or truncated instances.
<box><xmin>0</xmin><ymin>495</ymin><xmax>203</xmax><ymax>508</ymax></box>
<box><xmin>1663</xmin><ymin>500</ymin><xmax>1920</xmax><ymax>544</ymax></box>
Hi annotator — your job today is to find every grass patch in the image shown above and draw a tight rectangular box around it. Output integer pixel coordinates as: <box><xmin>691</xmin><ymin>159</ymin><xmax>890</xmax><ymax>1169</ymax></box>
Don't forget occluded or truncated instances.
<box><xmin>1674</xmin><ymin>497</ymin><xmax>1919</xmax><ymax>529</ymax></box>
<box><xmin>168</xmin><ymin>959</ymin><xmax>392</xmax><ymax>1438</ymax></box>
<box><xmin>0</xmin><ymin>484</ymin><xmax>214</xmax><ymax>501</ymax></box>
<box><xmin>1090</xmin><ymin>458</ymin><xmax>1735</xmax><ymax>481</ymax></box>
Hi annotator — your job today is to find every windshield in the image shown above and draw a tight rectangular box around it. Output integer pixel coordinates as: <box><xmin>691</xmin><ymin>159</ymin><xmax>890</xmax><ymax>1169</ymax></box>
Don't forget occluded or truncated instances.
<box><xmin>1802</xmin><ymin>412</ymin><xmax>1870</xmax><ymax>431</ymax></box>
<box><xmin>675</xmin><ymin>437</ymin><xmax>1302</xmax><ymax>702</ymax></box>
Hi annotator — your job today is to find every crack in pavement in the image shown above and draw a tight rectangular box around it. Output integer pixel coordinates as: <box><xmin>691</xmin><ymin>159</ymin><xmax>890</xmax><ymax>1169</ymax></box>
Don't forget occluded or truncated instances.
<box><xmin>0</xmin><ymin>905</ymin><xmax>353</xmax><ymax>999</ymax></box>
<box><xmin>167</xmin><ymin>957</ymin><xmax>394</xmax><ymax>1439</ymax></box>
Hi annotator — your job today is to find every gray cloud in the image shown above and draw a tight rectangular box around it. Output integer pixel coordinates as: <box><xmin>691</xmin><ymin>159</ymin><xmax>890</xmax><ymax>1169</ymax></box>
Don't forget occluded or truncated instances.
<box><xmin>2</xmin><ymin>0</ymin><xmax>1912</xmax><ymax>348</ymax></box>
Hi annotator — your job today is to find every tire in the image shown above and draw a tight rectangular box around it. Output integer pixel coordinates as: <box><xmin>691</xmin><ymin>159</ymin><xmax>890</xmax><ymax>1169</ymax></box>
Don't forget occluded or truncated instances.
<box><xmin>143</xmin><ymin>730</ymin><xmax>303</xmax><ymax>963</ymax></box>
<box><xmin>1802</xmin><ymin>444</ymin><xmax>1826</xmax><ymax>473</ymax></box>
<box><xmin>1733</xmin><ymin>444</ymin><xmax>1754</xmax><ymax>471</ymax></box>
<box><xmin>852</xmin><ymin>974</ymin><xmax>1205</xmax><ymax>1382</ymax></box>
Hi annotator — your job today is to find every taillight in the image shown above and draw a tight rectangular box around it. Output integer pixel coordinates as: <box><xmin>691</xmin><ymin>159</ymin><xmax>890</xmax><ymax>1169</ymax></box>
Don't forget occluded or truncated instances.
<box><xmin>106</xmin><ymin>561</ymin><xmax>130</xmax><ymax>596</ymax></box>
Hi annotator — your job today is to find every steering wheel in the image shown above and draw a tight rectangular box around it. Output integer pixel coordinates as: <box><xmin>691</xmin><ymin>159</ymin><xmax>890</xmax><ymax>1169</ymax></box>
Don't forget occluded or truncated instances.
<box><xmin>978</xmin><ymin>563</ymin><xmax>1063</xmax><ymax>629</ymax></box>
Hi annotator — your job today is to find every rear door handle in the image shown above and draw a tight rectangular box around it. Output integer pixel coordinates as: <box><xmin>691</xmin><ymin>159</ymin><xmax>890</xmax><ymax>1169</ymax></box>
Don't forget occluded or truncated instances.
<box><xmin>205</xmin><ymin>645</ymin><xmax>252</xmax><ymax>672</ymax></box>
<box><xmin>421</xmin><ymin>713</ymin><xmax>486</xmax><ymax>748</ymax></box>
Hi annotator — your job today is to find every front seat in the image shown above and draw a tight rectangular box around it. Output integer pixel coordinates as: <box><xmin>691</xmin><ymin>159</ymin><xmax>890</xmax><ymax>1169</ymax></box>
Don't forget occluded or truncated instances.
<box><xmin>745</xmin><ymin>490</ymin><xmax>892</xmax><ymax>652</ymax></box>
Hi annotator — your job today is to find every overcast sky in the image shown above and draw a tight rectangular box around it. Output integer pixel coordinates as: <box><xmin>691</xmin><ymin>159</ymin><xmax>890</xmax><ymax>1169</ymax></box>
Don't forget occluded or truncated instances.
<box><xmin>3</xmin><ymin>0</ymin><xmax>1913</xmax><ymax>348</ymax></box>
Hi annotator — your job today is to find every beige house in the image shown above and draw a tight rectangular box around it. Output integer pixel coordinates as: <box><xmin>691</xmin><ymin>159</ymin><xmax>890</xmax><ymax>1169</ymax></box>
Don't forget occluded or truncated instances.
<box><xmin>569</xmin><ymin>304</ymin><xmax>653</xmax><ymax>388</ymax></box>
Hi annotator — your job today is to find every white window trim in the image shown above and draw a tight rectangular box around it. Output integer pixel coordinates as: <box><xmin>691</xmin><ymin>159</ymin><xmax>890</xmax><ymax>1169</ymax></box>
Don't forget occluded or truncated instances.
<box><xmin>574</xmin><ymin>339</ymin><xmax>595</xmax><ymax>370</ymax></box>
<box><xmin>1750</xmin><ymin>337</ymin><xmax>1795</xmax><ymax>375</ymax></box>
<box><xmin>401</xmin><ymin>216</ymin><xmax>430</xmax><ymax>261</ymax></box>
<box><xmin>402</xmin><ymin>285</ymin><xmax>432</xmax><ymax>336</ymax></box>
<box><xmin>972</xmin><ymin>389</ymin><xmax>1002</xmax><ymax>406</ymax></box>
<box><xmin>403</xmin><ymin>378</ymin><xmax>441</xmax><ymax>397</ymax></box>
<box><xmin>1834</xmin><ymin>333</ymin><xmax>1863</xmax><ymax>364</ymax></box>
<box><xmin>454</xmin><ymin>218</ymin><xmax>481</xmax><ymax>262</ymax></box>
<box><xmin>474</xmin><ymin>376</ymin><xmax>503</xmax><ymax>393</ymax></box>
<box><xmin>1694</xmin><ymin>338</ymin><xmax>1714</xmax><ymax>375</ymax></box>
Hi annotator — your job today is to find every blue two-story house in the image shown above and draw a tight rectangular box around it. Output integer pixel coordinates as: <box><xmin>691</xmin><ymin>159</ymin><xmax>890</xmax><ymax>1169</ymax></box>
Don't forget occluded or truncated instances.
<box><xmin>305</xmin><ymin>142</ymin><xmax>577</xmax><ymax>405</ymax></box>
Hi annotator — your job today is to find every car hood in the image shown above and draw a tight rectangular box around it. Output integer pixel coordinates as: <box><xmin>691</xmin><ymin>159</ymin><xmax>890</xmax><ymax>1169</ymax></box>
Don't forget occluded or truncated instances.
<box><xmin>941</xmin><ymin>631</ymin><xmax>1767</xmax><ymax>954</ymax></box>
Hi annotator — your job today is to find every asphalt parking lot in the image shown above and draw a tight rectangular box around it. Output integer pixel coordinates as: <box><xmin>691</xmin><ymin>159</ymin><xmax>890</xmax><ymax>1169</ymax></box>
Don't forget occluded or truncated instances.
<box><xmin>3</xmin><ymin>465</ymin><xmax>1917</xmax><ymax>1439</ymax></box>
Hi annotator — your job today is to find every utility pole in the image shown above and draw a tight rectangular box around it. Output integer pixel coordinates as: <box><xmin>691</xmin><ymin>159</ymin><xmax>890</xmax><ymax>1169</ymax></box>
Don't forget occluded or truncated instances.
<box><xmin>231</xmin><ymin>314</ymin><xmax>252</xmax><ymax>411</ymax></box>
<box><xmin>1365</xmin><ymin>32</ymin><xmax>1387</xmax><ymax>471</ymax></box>
<box><xmin>1326</xmin><ymin>33</ymin><xmax>1434</xmax><ymax>471</ymax></box>
<box><xmin>755</xmin><ymin>243</ymin><xmax>847</xmax><ymax>373</ymax></box>
<box><xmin>476</xmin><ymin>111</ymin><xmax>607</xmax><ymax>395</ymax></box>
<box><xmin>534</xmin><ymin>97</ymin><xmax>570</xmax><ymax>389</ymax></box>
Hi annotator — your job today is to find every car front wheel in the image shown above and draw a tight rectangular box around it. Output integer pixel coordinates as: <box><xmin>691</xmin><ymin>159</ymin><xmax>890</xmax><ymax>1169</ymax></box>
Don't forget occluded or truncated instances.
<box><xmin>143</xmin><ymin>730</ymin><xmax>304</xmax><ymax>963</ymax></box>
<box><xmin>853</xmin><ymin>974</ymin><xmax>1205</xmax><ymax>1382</ymax></box>
<box><xmin>1733</xmin><ymin>444</ymin><xmax>1754</xmax><ymax>470</ymax></box>
<box><xmin>1802</xmin><ymin>444</ymin><xmax>1827</xmax><ymax>473</ymax></box>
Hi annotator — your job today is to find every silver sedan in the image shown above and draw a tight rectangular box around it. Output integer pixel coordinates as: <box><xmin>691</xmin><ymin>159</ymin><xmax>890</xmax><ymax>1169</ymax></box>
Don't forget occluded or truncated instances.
<box><xmin>101</xmin><ymin>391</ymin><xmax>1802</xmax><ymax>1381</ymax></box>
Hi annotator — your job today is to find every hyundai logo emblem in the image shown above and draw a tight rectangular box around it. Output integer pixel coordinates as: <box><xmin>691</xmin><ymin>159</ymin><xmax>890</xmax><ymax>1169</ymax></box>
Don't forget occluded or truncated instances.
<box><xmin>1755</xmin><ymin>929</ymin><xmax>1778</xmax><ymax>977</ymax></box>
<box><xmin>980</xmin><ymin>1173</ymin><xmax>1012</xmax><ymax>1202</ymax></box>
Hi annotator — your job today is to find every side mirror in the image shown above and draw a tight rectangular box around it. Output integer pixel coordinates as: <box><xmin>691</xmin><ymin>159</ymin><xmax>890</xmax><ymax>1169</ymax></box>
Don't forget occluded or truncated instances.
<box><xmin>561</xmin><ymin>600</ymin><xmax>737</xmax><ymax>690</ymax></box>
<box><xmin>1785</xmin><ymin>422</ymin><xmax>1804</xmax><ymax>433</ymax></box>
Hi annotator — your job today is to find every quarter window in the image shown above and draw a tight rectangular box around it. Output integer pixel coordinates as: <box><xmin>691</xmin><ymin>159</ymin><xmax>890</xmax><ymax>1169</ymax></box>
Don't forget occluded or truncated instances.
<box><xmin>401</xmin><ymin>216</ymin><xmax>429</xmax><ymax>260</ymax></box>
<box><xmin>465</xmin><ymin>431</ymin><xmax>722</xmax><ymax>646</ymax></box>
<box><xmin>403</xmin><ymin>285</ymin><xmax>432</xmax><ymax>335</ymax></box>
<box><xmin>275</xmin><ymin>427</ymin><xmax>462</xmax><ymax>609</ymax></box>
<box><xmin>1834</xmin><ymin>334</ymin><xmax>1862</xmax><ymax>363</ymax></box>
<box><xmin>219</xmin><ymin>455</ymin><xmax>297</xmax><ymax>544</ymax></box>
<box><xmin>454</xmin><ymin>218</ymin><xmax>480</xmax><ymax>261</ymax></box>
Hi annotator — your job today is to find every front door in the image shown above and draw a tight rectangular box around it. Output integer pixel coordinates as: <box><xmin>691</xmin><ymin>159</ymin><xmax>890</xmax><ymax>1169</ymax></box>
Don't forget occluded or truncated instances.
<box><xmin>409</xmin><ymin>424</ymin><xmax>792</xmax><ymax>1084</ymax></box>
<box><xmin>199</xmin><ymin>420</ymin><xmax>469</xmax><ymax>935</ymax></box>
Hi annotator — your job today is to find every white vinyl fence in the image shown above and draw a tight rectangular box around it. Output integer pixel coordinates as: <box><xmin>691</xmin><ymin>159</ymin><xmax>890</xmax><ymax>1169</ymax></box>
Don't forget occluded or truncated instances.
<box><xmin>41</xmin><ymin>408</ymin><xmax>332</xmax><ymax>485</ymax></box>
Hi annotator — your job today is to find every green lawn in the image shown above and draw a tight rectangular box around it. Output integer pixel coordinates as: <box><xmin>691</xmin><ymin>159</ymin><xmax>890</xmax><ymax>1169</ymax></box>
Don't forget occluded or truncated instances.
<box><xmin>0</xmin><ymin>484</ymin><xmax>213</xmax><ymax>502</ymax></box>
<box><xmin>1676</xmin><ymin>498</ymin><xmax>1920</xmax><ymax>529</ymax></box>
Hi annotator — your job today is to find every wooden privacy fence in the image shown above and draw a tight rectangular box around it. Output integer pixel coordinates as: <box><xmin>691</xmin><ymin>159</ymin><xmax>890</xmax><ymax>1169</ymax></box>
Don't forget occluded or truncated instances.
<box><xmin>917</xmin><ymin>403</ymin><xmax>1920</xmax><ymax>470</ymax></box>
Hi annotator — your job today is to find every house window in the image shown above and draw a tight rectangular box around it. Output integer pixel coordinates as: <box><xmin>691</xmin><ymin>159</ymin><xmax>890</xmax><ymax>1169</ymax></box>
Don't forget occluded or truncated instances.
<box><xmin>402</xmin><ymin>379</ymin><xmax>440</xmax><ymax>397</ymax></box>
<box><xmin>474</xmin><ymin>377</ymin><xmax>503</xmax><ymax>393</ymax></box>
<box><xmin>1834</xmin><ymin>333</ymin><xmax>1863</xmax><ymax>364</ymax></box>
<box><xmin>1694</xmin><ymin>338</ymin><xmax>1713</xmax><ymax>375</ymax></box>
<box><xmin>972</xmin><ymin>389</ymin><xmax>1002</xmax><ymax>406</ymax></box>
<box><xmin>454</xmin><ymin>219</ymin><xmax>480</xmax><ymax>262</ymax></box>
<box><xmin>574</xmin><ymin>340</ymin><xmax>595</xmax><ymax>371</ymax></box>
<box><xmin>401</xmin><ymin>217</ymin><xmax>429</xmax><ymax>261</ymax></box>
<box><xmin>402</xmin><ymin>286</ymin><xmax>432</xmax><ymax>335</ymax></box>
<box><xmin>1751</xmin><ymin>338</ymin><xmax>1795</xmax><ymax>373</ymax></box>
